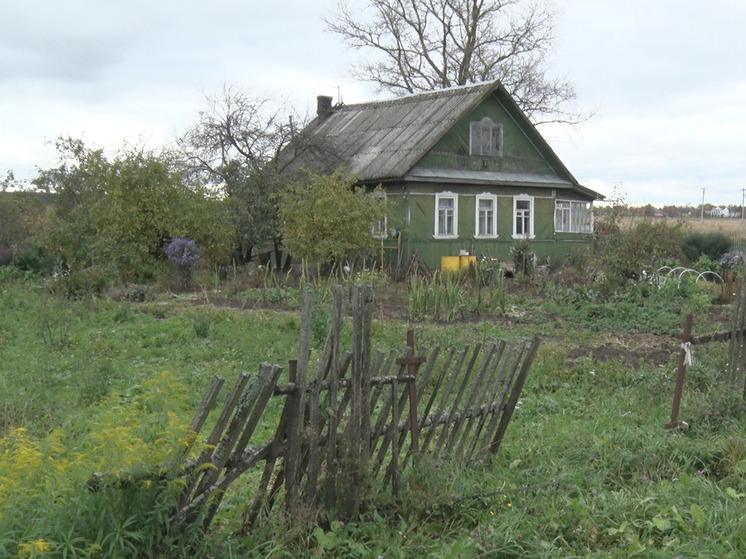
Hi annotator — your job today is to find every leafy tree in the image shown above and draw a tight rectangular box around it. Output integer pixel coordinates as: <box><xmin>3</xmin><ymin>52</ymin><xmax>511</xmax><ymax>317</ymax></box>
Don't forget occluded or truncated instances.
<box><xmin>177</xmin><ymin>86</ymin><xmax>296</xmax><ymax>264</ymax></box>
<box><xmin>0</xmin><ymin>171</ymin><xmax>49</xmax><ymax>253</ymax></box>
<box><xmin>36</xmin><ymin>138</ymin><xmax>231</xmax><ymax>282</ymax></box>
<box><xmin>326</xmin><ymin>0</ymin><xmax>581</xmax><ymax>123</ymax></box>
<box><xmin>278</xmin><ymin>169</ymin><xmax>390</xmax><ymax>272</ymax></box>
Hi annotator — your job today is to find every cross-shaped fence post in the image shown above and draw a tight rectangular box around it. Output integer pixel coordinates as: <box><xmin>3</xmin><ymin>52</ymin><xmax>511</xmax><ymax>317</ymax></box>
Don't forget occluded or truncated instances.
<box><xmin>396</xmin><ymin>329</ymin><xmax>426</xmax><ymax>452</ymax></box>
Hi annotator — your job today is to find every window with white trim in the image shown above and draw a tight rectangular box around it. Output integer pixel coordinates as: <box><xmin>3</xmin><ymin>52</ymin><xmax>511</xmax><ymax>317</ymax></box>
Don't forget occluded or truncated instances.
<box><xmin>555</xmin><ymin>200</ymin><xmax>593</xmax><ymax>233</ymax></box>
<box><xmin>475</xmin><ymin>193</ymin><xmax>498</xmax><ymax>238</ymax></box>
<box><xmin>371</xmin><ymin>190</ymin><xmax>388</xmax><ymax>238</ymax></box>
<box><xmin>435</xmin><ymin>192</ymin><xmax>458</xmax><ymax>238</ymax></box>
<box><xmin>513</xmin><ymin>195</ymin><xmax>534</xmax><ymax>239</ymax></box>
<box><xmin>469</xmin><ymin>117</ymin><xmax>503</xmax><ymax>156</ymax></box>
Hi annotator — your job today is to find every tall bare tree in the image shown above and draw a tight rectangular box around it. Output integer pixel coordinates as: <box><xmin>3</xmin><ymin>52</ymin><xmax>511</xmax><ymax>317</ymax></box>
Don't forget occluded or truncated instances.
<box><xmin>176</xmin><ymin>86</ymin><xmax>298</xmax><ymax>265</ymax></box>
<box><xmin>326</xmin><ymin>0</ymin><xmax>579</xmax><ymax>124</ymax></box>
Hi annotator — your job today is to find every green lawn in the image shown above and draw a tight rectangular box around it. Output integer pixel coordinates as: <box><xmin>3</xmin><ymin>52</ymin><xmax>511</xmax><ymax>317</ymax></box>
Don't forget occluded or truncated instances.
<box><xmin>1</xmin><ymin>271</ymin><xmax>745</xmax><ymax>558</ymax></box>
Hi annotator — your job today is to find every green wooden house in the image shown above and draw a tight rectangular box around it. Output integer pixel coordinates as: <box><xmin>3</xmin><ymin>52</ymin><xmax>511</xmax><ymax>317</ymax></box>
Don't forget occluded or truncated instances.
<box><xmin>280</xmin><ymin>80</ymin><xmax>603</xmax><ymax>271</ymax></box>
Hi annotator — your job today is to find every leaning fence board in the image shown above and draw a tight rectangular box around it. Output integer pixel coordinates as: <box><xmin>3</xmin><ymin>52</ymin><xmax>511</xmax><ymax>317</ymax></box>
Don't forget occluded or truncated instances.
<box><xmin>434</xmin><ymin>344</ymin><xmax>481</xmax><ymax>453</ymax></box>
<box><xmin>462</xmin><ymin>341</ymin><xmax>509</xmax><ymax>462</ymax></box>
<box><xmin>489</xmin><ymin>336</ymin><xmax>540</xmax><ymax>455</ymax></box>
<box><xmin>444</xmin><ymin>343</ymin><xmax>497</xmax><ymax>455</ymax></box>
<box><xmin>180</xmin><ymin>373</ymin><xmax>249</xmax><ymax>507</ymax></box>
<box><xmin>454</xmin><ymin>341</ymin><xmax>506</xmax><ymax>462</ymax></box>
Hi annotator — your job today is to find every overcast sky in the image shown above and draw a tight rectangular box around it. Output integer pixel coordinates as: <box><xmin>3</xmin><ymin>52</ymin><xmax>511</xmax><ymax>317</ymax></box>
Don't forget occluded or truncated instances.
<box><xmin>2</xmin><ymin>0</ymin><xmax>745</xmax><ymax>207</ymax></box>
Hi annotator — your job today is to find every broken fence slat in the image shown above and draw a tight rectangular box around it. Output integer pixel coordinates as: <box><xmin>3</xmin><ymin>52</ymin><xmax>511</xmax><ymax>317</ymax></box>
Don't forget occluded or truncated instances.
<box><xmin>489</xmin><ymin>336</ymin><xmax>541</xmax><ymax>455</ymax></box>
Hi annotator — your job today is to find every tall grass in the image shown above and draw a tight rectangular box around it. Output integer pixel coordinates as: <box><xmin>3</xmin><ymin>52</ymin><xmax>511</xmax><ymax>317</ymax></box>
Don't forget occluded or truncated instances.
<box><xmin>408</xmin><ymin>262</ymin><xmax>506</xmax><ymax>321</ymax></box>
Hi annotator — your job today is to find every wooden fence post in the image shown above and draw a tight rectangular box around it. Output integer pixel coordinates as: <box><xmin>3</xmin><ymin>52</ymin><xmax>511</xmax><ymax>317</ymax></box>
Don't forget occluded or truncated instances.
<box><xmin>666</xmin><ymin>314</ymin><xmax>693</xmax><ymax>429</ymax></box>
<box><xmin>396</xmin><ymin>329</ymin><xmax>426</xmax><ymax>452</ymax></box>
<box><xmin>341</xmin><ymin>284</ymin><xmax>373</xmax><ymax>519</ymax></box>
<box><xmin>285</xmin><ymin>290</ymin><xmax>313</xmax><ymax>515</ymax></box>
<box><xmin>728</xmin><ymin>276</ymin><xmax>746</xmax><ymax>387</ymax></box>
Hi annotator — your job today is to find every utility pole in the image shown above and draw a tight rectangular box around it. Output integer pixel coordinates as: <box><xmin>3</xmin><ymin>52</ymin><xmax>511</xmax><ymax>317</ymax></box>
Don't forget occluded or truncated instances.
<box><xmin>701</xmin><ymin>187</ymin><xmax>705</xmax><ymax>221</ymax></box>
<box><xmin>741</xmin><ymin>188</ymin><xmax>745</xmax><ymax>220</ymax></box>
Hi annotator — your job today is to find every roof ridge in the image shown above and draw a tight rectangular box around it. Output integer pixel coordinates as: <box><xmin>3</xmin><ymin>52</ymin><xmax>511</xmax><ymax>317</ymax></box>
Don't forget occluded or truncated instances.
<box><xmin>335</xmin><ymin>80</ymin><xmax>497</xmax><ymax>111</ymax></box>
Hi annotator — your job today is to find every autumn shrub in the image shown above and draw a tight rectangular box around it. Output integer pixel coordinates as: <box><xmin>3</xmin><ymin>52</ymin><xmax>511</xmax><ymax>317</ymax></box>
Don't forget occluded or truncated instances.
<box><xmin>595</xmin><ymin>217</ymin><xmax>685</xmax><ymax>288</ymax></box>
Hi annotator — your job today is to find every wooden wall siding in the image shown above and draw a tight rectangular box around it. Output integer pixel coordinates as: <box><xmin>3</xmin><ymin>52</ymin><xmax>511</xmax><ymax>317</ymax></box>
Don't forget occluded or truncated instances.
<box><xmin>170</xmin><ymin>286</ymin><xmax>540</xmax><ymax>532</ymax></box>
<box><xmin>419</xmin><ymin>95</ymin><xmax>557</xmax><ymax>176</ymax></box>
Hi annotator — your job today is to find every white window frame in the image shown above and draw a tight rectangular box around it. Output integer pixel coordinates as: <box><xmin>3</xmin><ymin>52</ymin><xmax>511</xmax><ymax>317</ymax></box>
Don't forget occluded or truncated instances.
<box><xmin>555</xmin><ymin>200</ymin><xmax>571</xmax><ymax>233</ymax></box>
<box><xmin>469</xmin><ymin>117</ymin><xmax>503</xmax><ymax>157</ymax></box>
<box><xmin>434</xmin><ymin>192</ymin><xmax>458</xmax><ymax>239</ymax></box>
<box><xmin>512</xmin><ymin>194</ymin><xmax>534</xmax><ymax>239</ymax></box>
<box><xmin>475</xmin><ymin>193</ymin><xmax>498</xmax><ymax>238</ymax></box>
<box><xmin>370</xmin><ymin>190</ymin><xmax>388</xmax><ymax>238</ymax></box>
<box><xmin>554</xmin><ymin>199</ymin><xmax>593</xmax><ymax>234</ymax></box>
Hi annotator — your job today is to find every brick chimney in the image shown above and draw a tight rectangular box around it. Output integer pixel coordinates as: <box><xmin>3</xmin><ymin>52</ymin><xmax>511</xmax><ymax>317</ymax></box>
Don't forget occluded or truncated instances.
<box><xmin>316</xmin><ymin>95</ymin><xmax>333</xmax><ymax>119</ymax></box>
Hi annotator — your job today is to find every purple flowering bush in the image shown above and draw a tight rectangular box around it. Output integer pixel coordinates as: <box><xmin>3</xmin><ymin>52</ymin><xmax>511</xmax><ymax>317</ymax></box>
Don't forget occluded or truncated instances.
<box><xmin>718</xmin><ymin>250</ymin><xmax>744</xmax><ymax>271</ymax></box>
<box><xmin>166</xmin><ymin>238</ymin><xmax>200</xmax><ymax>289</ymax></box>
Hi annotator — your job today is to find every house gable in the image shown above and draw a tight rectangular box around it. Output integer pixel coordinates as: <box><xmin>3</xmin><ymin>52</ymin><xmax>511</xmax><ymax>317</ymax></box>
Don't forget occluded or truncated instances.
<box><xmin>416</xmin><ymin>92</ymin><xmax>558</xmax><ymax>178</ymax></box>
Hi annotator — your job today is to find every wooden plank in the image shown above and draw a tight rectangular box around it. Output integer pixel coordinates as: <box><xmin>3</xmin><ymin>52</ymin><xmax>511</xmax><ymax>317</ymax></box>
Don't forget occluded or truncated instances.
<box><xmin>229</xmin><ymin>364</ymin><xmax>284</xmax><ymax>466</ymax></box>
<box><xmin>420</xmin><ymin>347</ymin><xmax>467</xmax><ymax>455</ymax></box>
<box><xmin>341</xmin><ymin>284</ymin><xmax>374</xmax><ymax>518</ymax></box>
<box><xmin>398</xmin><ymin>345</ymin><xmax>441</xmax><ymax>471</ymax></box>
<box><xmin>389</xmin><ymin>377</ymin><xmax>400</xmax><ymax>494</ymax></box>
<box><xmin>180</xmin><ymin>372</ymin><xmax>249</xmax><ymax>508</ymax></box>
<box><xmin>245</xmin><ymin>388</ymin><xmax>294</xmax><ymax>527</ymax></box>
<box><xmin>445</xmin><ymin>343</ymin><xmax>497</xmax><ymax>455</ymax></box>
<box><xmin>203</xmin><ymin>365</ymin><xmax>283</xmax><ymax>530</ymax></box>
<box><xmin>324</xmin><ymin>286</ymin><xmax>345</xmax><ymax>510</ymax></box>
<box><xmin>371</xmin><ymin>351</ymin><xmax>411</xmax><ymax>477</ymax></box>
<box><xmin>172</xmin><ymin>441</ymin><xmax>272</xmax><ymax>528</ymax></box>
<box><xmin>453</xmin><ymin>343</ymin><xmax>504</xmax><ymax>461</ymax></box>
<box><xmin>489</xmin><ymin>336</ymin><xmax>540</xmax><ymax>455</ymax></box>
<box><xmin>389</xmin><ymin>347</ymin><xmax>428</xmax><ymax>471</ymax></box>
<box><xmin>359</xmin><ymin>285</ymin><xmax>374</xmax><ymax>466</ymax></box>
<box><xmin>480</xmin><ymin>339</ymin><xmax>526</xmax><ymax>457</ymax></box>
<box><xmin>370</xmin><ymin>349</ymin><xmax>407</xmax><ymax>450</ymax></box>
<box><xmin>187</xmin><ymin>375</ymin><xmax>225</xmax><ymax>436</ymax></box>
<box><xmin>194</xmin><ymin>366</ymin><xmax>271</xmax><ymax>499</ymax></box>
<box><xmin>434</xmin><ymin>343</ymin><xmax>482</xmax><ymax>453</ymax></box>
<box><xmin>462</xmin><ymin>340</ymin><xmax>508</xmax><ymax>462</ymax></box>
<box><xmin>285</xmin><ymin>290</ymin><xmax>313</xmax><ymax>513</ymax></box>
<box><xmin>304</xmin><ymin>329</ymin><xmax>333</xmax><ymax>504</ymax></box>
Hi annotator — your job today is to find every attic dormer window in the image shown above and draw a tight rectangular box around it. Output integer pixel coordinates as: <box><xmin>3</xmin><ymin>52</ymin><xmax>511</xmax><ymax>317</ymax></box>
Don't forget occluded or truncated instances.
<box><xmin>469</xmin><ymin>117</ymin><xmax>503</xmax><ymax>157</ymax></box>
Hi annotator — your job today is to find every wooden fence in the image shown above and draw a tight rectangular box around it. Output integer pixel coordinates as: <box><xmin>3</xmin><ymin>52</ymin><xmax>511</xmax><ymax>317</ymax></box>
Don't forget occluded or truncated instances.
<box><xmin>170</xmin><ymin>285</ymin><xmax>540</xmax><ymax>531</ymax></box>
<box><xmin>667</xmin><ymin>275</ymin><xmax>746</xmax><ymax>428</ymax></box>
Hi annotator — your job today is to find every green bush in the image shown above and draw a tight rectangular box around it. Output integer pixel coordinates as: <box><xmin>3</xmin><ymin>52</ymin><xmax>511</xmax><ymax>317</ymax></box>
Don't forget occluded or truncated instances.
<box><xmin>596</xmin><ymin>218</ymin><xmax>684</xmax><ymax>286</ymax></box>
<box><xmin>682</xmin><ymin>233</ymin><xmax>732</xmax><ymax>264</ymax></box>
<box><xmin>15</xmin><ymin>245</ymin><xmax>56</xmax><ymax>275</ymax></box>
<box><xmin>49</xmin><ymin>266</ymin><xmax>111</xmax><ymax>299</ymax></box>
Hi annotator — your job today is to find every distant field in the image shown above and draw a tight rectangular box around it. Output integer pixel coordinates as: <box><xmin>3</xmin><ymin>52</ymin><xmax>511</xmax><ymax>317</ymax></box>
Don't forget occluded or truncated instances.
<box><xmin>621</xmin><ymin>215</ymin><xmax>746</xmax><ymax>241</ymax></box>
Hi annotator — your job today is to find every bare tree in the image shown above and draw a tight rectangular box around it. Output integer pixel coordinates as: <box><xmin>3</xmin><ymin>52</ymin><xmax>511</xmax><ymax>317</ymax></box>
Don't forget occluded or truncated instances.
<box><xmin>177</xmin><ymin>85</ymin><xmax>292</xmax><ymax>180</ymax></box>
<box><xmin>176</xmin><ymin>86</ymin><xmax>297</xmax><ymax>264</ymax></box>
<box><xmin>326</xmin><ymin>0</ymin><xmax>581</xmax><ymax>124</ymax></box>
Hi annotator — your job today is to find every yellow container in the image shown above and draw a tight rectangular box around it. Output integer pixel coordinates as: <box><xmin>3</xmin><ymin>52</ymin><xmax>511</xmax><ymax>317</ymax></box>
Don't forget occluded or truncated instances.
<box><xmin>459</xmin><ymin>255</ymin><xmax>477</xmax><ymax>269</ymax></box>
<box><xmin>441</xmin><ymin>256</ymin><xmax>460</xmax><ymax>272</ymax></box>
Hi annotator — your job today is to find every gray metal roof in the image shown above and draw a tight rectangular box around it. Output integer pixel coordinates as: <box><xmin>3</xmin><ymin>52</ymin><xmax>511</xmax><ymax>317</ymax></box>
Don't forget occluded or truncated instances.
<box><xmin>284</xmin><ymin>82</ymin><xmax>494</xmax><ymax>181</ymax></box>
